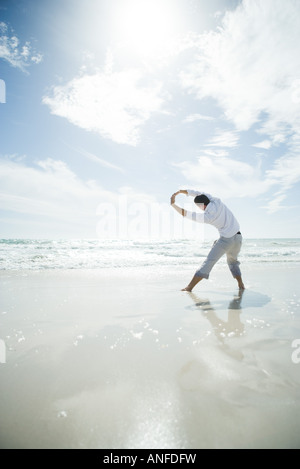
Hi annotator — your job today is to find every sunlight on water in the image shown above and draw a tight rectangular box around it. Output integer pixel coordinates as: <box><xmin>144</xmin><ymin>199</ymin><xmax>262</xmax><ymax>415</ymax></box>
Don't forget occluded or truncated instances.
<box><xmin>1</xmin><ymin>238</ymin><xmax>300</xmax><ymax>270</ymax></box>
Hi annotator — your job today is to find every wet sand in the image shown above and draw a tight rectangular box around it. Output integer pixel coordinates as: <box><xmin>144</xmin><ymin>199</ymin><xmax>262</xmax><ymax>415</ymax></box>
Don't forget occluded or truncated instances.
<box><xmin>0</xmin><ymin>264</ymin><xmax>300</xmax><ymax>449</ymax></box>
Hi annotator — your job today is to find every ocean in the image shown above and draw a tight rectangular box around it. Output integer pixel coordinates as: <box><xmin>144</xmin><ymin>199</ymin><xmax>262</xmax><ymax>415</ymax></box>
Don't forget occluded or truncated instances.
<box><xmin>1</xmin><ymin>238</ymin><xmax>300</xmax><ymax>270</ymax></box>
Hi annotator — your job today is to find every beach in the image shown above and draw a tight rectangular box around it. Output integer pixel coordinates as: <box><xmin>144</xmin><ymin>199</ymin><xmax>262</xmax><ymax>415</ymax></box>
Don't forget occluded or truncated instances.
<box><xmin>1</xmin><ymin>242</ymin><xmax>300</xmax><ymax>449</ymax></box>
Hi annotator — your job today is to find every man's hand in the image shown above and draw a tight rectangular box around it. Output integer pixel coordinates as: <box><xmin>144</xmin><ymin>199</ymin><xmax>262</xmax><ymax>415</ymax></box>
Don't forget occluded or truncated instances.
<box><xmin>170</xmin><ymin>190</ymin><xmax>188</xmax><ymax>205</ymax></box>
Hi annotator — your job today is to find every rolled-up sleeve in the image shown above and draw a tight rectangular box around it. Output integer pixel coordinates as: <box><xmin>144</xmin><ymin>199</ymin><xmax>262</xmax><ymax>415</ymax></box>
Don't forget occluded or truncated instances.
<box><xmin>184</xmin><ymin>210</ymin><xmax>205</xmax><ymax>223</ymax></box>
<box><xmin>187</xmin><ymin>189</ymin><xmax>202</xmax><ymax>198</ymax></box>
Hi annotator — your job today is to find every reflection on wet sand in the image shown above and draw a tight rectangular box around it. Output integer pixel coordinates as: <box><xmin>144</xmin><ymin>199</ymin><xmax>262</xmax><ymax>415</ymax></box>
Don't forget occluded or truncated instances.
<box><xmin>186</xmin><ymin>291</ymin><xmax>245</xmax><ymax>362</ymax></box>
<box><xmin>186</xmin><ymin>289</ymin><xmax>271</xmax><ymax>360</ymax></box>
<box><xmin>190</xmin><ymin>291</ymin><xmax>244</xmax><ymax>338</ymax></box>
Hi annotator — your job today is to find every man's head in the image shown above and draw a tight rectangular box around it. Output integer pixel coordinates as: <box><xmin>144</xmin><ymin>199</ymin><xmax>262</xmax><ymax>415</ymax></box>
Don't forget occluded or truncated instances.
<box><xmin>194</xmin><ymin>194</ymin><xmax>210</xmax><ymax>211</ymax></box>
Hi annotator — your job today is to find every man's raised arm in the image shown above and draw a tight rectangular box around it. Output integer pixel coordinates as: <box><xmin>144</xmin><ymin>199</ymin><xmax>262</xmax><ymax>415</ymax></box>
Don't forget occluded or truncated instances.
<box><xmin>170</xmin><ymin>192</ymin><xmax>187</xmax><ymax>217</ymax></box>
<box><xmin>170</xmin><ymin>191</ymin><xmax>205</xmax><ymax>223</ymax></box>
<box><xmin>186</xmin><ymin>189</ymin><xmax>203</xmax><ymax>198</ymax></box>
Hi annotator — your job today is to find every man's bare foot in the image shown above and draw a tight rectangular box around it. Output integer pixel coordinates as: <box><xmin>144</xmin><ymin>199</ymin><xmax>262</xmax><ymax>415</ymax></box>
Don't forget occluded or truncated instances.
<box><xmin>238</xmin><ymin>282</ymin><xmax>245</xmax><ymax>290</ymax></box>
<box><xmin>181</xmin><ymin>276</ymin><xmax>203</xmax><ymax>292</ymax></box>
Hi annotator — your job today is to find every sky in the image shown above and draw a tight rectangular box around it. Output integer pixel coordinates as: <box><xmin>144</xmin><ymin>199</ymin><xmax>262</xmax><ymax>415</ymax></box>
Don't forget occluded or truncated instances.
<box><xmin>1</xmin><ymin>0</ymin><xmax>300</xmax><ymax>239</ymax></box>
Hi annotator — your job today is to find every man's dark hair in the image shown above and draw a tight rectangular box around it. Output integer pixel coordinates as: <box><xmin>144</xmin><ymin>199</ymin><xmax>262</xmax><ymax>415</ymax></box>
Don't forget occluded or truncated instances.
<box><xmin>194</xmin><ymin>194</ymin><xmax>210</xmax><ymax>206</ymax></box>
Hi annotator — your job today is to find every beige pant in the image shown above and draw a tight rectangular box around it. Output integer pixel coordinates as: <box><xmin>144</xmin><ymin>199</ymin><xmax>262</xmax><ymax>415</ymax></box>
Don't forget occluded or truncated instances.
<box><xmin>195</xmin><ymin>233</ymin><xmax>242</xmax><ymax>279</ymax></box>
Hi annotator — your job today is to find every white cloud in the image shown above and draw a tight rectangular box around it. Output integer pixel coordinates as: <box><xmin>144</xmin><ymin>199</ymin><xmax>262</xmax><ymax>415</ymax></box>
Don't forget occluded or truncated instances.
<box><xmin>183</xmin><ymin>113</ymin><xmax>215</xmax><ymax>123</ymax></box>
<box><xmin>175</xmin><ymin>150</ymin><xmax>300</xmax><ymax>209</ymax></box>
<box><xmin>43</xmin><ymin>61</ymin><xmax>166</xmax><ymax>146</ymax></box>
<box><xmin>266</xmin><ymin>152</ymin><xmax>300</xmax><ymax>194</ymax></box>
<box><xmin>180</xmin><ymin>0</ymin><xmax>300</xmax><ymax>142</ymax></box>
<box><xmin>67</xmin><ymin>145</ymin><xmax>125</xmax><ymax>173</ymax></box>
<box><xmin>0</xmin><ymin>158</ymin><xmax>111</xmax><ymax>229</ymax></box>
<box><xmin>177</xmin><ymin>0</ymin><xmax>300</xmax><ymax>213</ymax></box>
<box><xmin>0</xmin><ymin>22</ymin><xmax>42</xmax><ymax>71</ymax></box>
<box><xmin>261</xmin><ymin>194</ymin><xmax>287</xmax><ymax>214</ymax></box>
<box><xmin>175</xmin><ymin>155</ymin><xmax>268</xmax><ymax>199</ymax></box>
<box><xmin>252</xmin><ymin>140</ymin><xmax>272</xmax><ymax>150</ymax></box>
<box><xmin>205</xmin><ymin>129</ymin><xmax>239</xmax><ymax>148</ymax></box>
<box><xmin>0</xmin><ymin>158</ymin><xmax>191</xmax><ymax>239</ymax></box>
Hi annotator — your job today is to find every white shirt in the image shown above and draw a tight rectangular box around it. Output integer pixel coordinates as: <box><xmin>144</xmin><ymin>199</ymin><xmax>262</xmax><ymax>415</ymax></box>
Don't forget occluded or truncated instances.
<box><xmin>184</xmin><ymin>189</ymin><xmax>240</xmax><ymax>238</ymax></box>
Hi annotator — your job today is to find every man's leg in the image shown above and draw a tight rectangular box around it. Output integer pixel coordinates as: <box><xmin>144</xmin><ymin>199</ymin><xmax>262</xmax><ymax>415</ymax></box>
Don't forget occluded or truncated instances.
<box><xmin>235</xmin><ymin>275</ymin><xmax>245</xmax><ymax>290</ymax></box>
<box><xmin>181</xmin><ymin>275</ymin><xmax>204</xmax><ymax>292</ymax></box>
<box><xmin>226</xmin><ymin>234</ymin><xmax>245</xmax><ymax>290</ymax></box>
<box><xmin>182</xmin><ymin>238</ymin><xmax>227</xmax><ymax>292</ymax></box>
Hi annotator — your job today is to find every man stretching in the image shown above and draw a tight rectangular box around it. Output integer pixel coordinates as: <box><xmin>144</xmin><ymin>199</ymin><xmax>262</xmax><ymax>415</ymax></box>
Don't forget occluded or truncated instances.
<box><xmin>171</xmin><ymin>189</ymin><xmax>245</xmax><ymax>292</ymax></box>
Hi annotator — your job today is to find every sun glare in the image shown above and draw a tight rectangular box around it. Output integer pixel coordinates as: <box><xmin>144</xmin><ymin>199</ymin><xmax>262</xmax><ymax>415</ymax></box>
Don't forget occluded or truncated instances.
<box><xmin>112</xmin><ymin>0</ymin><xmax>184</xmax><ymax>59</ymax></box>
